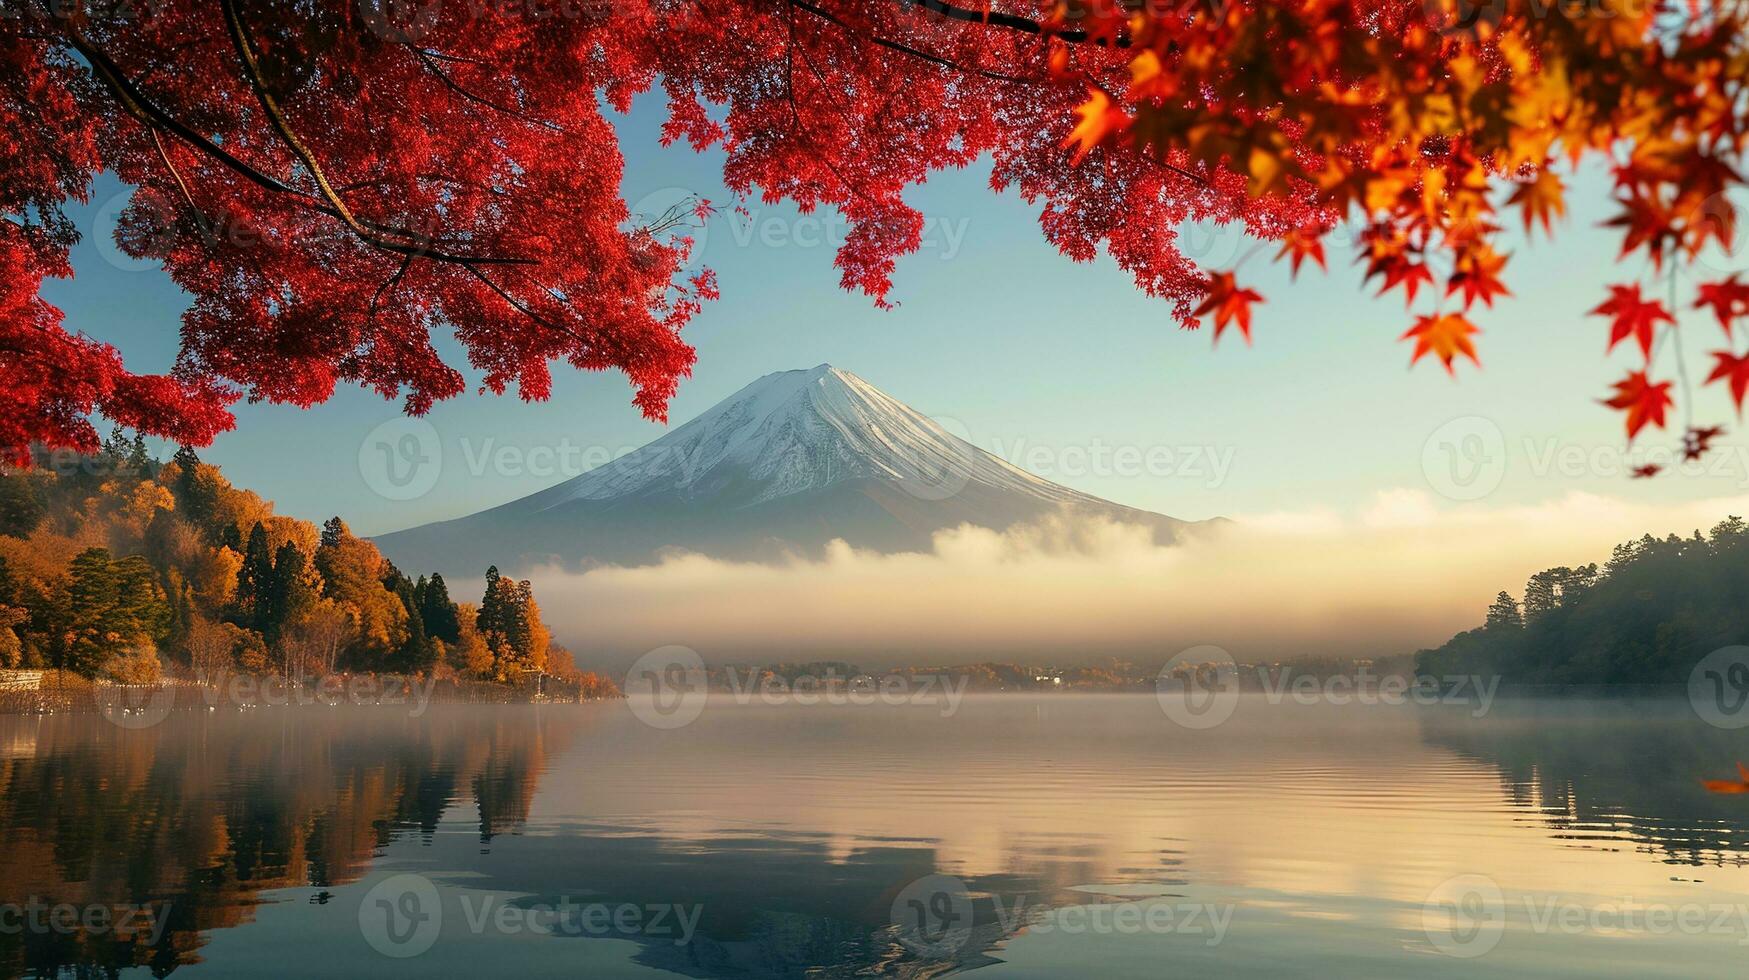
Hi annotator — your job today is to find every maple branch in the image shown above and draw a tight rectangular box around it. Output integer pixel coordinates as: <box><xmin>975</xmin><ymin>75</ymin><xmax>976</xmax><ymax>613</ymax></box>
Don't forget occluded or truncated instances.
<box><xmin>64</xmin><ymin>22</ymin><xmax>533</xmax><ymax>266</ymax></box>
<box><xmin>369</xmin><ymin>255</ymin><xmax>413</xmax><ymax>318</ymax></box>
<box><xmin>220</xmin><ymin>0</ymin><xmax>529</xmax><ymax>267</ymax></box>
<box><xmin>781</xmin><ymin>2</ymin><xmax>890</xmax><ymax>216</ymax></box>
<box><xmin>895</xmin><ymin>0</ymin><xmax>1132</xmax><ymax>47</ymax></box>
<box><xmin>64</xmin><ymin>25</ymin><xmax>307</xmax><ymax>199</ymax></box>
<box><xmin>788</xmin><ymin>0</ymin><xmax>1046</xmax><ymax>84</ymax></box>
<box><xmin>149</xmin><ymin>127</ymin><xmax>212</xmax><ymax>241</ymax></box>
<box><xmin>334</xmin><ymin>174</ymin><xmax>514</xmax><ymax>199</ymax></box>
<box><xmin>405</xmin><ymin>44</ymin><xmax>566</xmax><ymax>132</ymax></box>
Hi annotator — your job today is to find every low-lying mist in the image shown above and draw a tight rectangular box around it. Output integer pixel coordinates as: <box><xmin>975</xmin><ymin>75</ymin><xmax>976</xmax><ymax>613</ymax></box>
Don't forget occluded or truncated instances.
<box><xmin>480</xmin><ymin>489</ymin><xmax>1749</xmax><ymax>672</ymax></box>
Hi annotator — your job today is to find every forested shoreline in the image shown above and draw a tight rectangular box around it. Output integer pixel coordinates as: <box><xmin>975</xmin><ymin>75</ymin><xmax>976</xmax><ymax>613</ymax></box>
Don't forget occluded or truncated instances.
<box><xmin>0</xmin><ymin>434</ymin><xmax>617</xmax><ymax>700</ymax></box>
<box><xmin>1414</xmin><ymin>517</ymin><xmax>1749</xmax><ymax>686</ymax></box>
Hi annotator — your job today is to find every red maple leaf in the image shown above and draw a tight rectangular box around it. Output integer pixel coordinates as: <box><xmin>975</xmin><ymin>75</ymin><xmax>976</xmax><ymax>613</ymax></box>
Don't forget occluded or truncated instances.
<box><xmin>1275</xmin><ymin>229</ymin><xmax>1327</xmax><ymax>279</ymax></box>
<box><xmin>1194</xmin><ymin>271</ymin><xmax>1264</xmax><ymax>345</ymax></box>
<box><xmin>1630</xmin><ymin>463</ymin><xmax>1662</xmax><ymax>479</ymax></box>
<box><xmin>1377</xmin><ymin>260</ymin><xmax>1437</xmax><ymax>307</ymax></box>
<box><xmin>1605</xmin><ymin>193</ymin><xmax>1676</xmax><ymax>269</ymax></box>
<box><xmin>1706</xmin><ymin>350</ymin><xmax>1749</xmax><ymax>413</ymax></box>
<box><xmin>1446</xmin><ymin>247</ymin><xmax>1511</xmax><ymax>309</ymax></box>
<box><xmin>1684</xmin><ymin>424</ymin><xmax>1726</xmax><ymax>461</ymax></box>
<box><xmin>1591</xmin><ymin>283</ymin><xmax>1674</xmax><ymax>360</ymax></box>
<box><xmin>1694</xmin><ymin>277</ymin><xmax>1749</xmax><ymax>336</ymax></box>
<box><xmin>1600</xmin><ymin>370</ymin><xmax>1674</xmax><ymax>440</ymax></box>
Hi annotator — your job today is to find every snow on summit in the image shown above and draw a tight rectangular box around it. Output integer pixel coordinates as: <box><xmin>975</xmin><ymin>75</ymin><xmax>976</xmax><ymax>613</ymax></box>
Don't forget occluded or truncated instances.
<box><xmin>375</xmin><ymin>365</ymin><xmax>1207</xmax><ymax>574</ymax></box>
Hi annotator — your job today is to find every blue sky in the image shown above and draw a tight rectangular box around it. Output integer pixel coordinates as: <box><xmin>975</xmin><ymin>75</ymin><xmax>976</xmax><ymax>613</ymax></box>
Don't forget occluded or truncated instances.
<box><xmin>43</xmin><ymin>101</ymin><xmax>1749</xmax><ymax>537</ymax></box>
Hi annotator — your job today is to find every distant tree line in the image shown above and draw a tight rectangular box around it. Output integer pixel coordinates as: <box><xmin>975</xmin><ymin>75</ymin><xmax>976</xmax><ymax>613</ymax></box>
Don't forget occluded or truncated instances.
<box><xmin>1415</xmin><ymin>517</ymin><xmax>1749</xmax><ymax>685</ymax></box>
<box><xmin>0</xmin><ymin>433</ymin><xmax>597</xmax><ymax>687</ymax></box>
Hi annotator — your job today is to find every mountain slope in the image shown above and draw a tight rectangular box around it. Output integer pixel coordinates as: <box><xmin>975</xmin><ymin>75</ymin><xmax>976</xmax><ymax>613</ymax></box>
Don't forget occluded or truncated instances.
<box><xmin>375</xmin><ymin>365</ymin><xmax>1208</xmax><ymax>574</ymax></box>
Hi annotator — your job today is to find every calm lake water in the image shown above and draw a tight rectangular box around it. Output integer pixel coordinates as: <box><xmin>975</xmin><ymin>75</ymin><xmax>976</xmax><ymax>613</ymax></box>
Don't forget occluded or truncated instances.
<box><xmin>1</xmin><ymin>694</ymin><xmax>1746</xmax><ymax>978</ymax></box>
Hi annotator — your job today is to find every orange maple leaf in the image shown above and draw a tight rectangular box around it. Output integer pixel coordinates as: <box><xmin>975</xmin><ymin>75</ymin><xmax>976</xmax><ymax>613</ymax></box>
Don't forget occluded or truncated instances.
<box><xmin>1591</xmin><ymin>283</ymin><xmax>1674</xmax><ymax>360</ymax></box>
<box><xmin>1507</xmin><ymin>169</ymin><xmax>1566</xmax><ymax>236</ymax></box>
<box><xmin>1694</xmin><ymin>276</ymin><xmax>1749</xmax><ymax>335</ymax></box>
<box><xmin>1401</xmin><ymin>313</ymin><xmax>1480</xmax><ymax>374</ymax></box>
<box><xmin>1701</xmin><ymin>762</ymin><xmax>1749</xmax><ymax>794</ymax></box>
<box><xmin>1601</xmin><ymin>370</ymin><xmax>1674</xmax><ymax>440</ymax></box>
<box><xmin>1194</xmin><ymin>271</ymin><xmax>1264</xmax><ymax>345</ymax></box>
<box><xmin>1062</xmin><ymin>87</ymin><xmax>1130</xmax><ymax>166</ymax></box>
<box><xmin>1446</xmin><ymin>247</ymin><xmax>1511</xmax><ymax>309</ymax></box>
<box><xmin>1706</xmin><ymin>350</ymin><xmax>1749</xmax><ymax>413</ymax></box>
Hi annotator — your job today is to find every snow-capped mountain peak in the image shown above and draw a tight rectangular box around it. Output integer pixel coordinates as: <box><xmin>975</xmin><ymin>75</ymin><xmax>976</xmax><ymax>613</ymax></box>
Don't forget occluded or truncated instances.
<box><xmin>375</xmin><ymin>365</ymin><xmax>1204</xmax><ymax>572</ymax></box>
<box><xmin>535</xmin><ymin>363</ymin><xmax>1072</xmax><ymax>509</ymax></box>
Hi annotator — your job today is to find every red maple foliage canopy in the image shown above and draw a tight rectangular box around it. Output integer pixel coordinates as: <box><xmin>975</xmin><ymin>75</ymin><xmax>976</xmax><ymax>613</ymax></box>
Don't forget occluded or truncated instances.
<box><xmin>2</xmin><ymin>0</ymin><xmax>1746</xmax><ymax>469</ymax></box>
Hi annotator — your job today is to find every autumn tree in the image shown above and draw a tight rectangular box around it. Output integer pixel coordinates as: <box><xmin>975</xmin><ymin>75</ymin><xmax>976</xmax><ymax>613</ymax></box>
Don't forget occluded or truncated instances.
<box><xmin>3</xmin><ymin>0</ymin><xmax>1744</xmax><ymax>472</ymax></box>
<box><xmin>313</xmin><ymin>520</ymin><xmax>407</xmax><ymax>664</ymax></box>
<box><xmin>476</xmin><ymin>571</ymin><xmax>549</xmax><ymax>680</ymax></box>
<box><xmin>448</xmin><ymin>603</ymin><xmax>496</xmax><ymax>680</ymax></box>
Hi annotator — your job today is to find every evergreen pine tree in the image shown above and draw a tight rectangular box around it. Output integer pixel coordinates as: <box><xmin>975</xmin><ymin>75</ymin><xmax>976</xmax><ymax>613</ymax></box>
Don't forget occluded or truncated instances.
<box><xmin>391</xmin><ymin>576</ymin><xmax>435</xmax><ymax>672</ymax></box>
<box><xmin>235</xmin><ymin>523</ymin><xmax>274</xmax><ymax>630</ymax></box>
<box><xmin>1484</xmin><ymin>591</ymin><xmax>1523</xmax><ymax>631</ymax></box>
<box><xmin>479</xmin><ymin>566</ymin><xmax>503</xmax><ymax>638</ymax></box>
<box><xmin>320</xmin><ymin>516</ymin><xmax>346</xmax><ymax>550</ymax></box>
<box><xmin>262</xmin><ymin>542</ymin><xmax>316</xmax><ymax>643</ymax></box>
<box><xmin>419</xmin><ymin>572</ymin><xmax>461</xmax><ymax>644</ymax></box>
